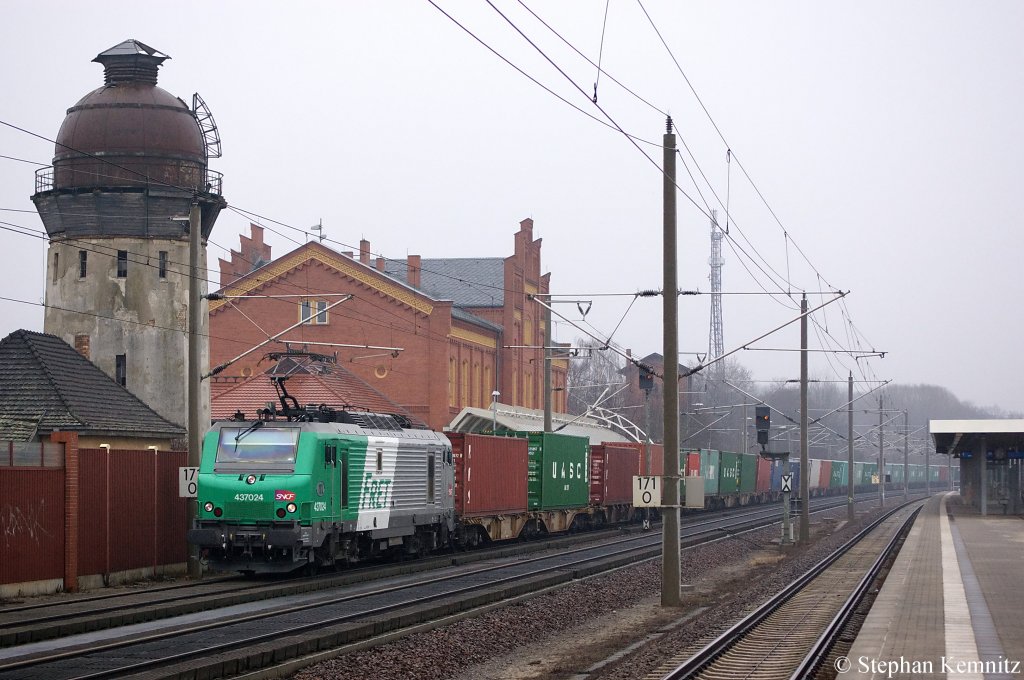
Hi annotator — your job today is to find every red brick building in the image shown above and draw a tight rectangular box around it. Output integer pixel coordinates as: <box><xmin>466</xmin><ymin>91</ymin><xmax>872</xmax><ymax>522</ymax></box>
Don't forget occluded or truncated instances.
<box><xmin>208</xmin><ymin>218</ymin><xmax>567</xmax><ymax>430</ymax></box>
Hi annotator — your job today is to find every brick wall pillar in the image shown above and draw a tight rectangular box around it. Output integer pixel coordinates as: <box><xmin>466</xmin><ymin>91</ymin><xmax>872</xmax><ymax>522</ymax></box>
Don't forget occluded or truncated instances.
<box><xmin>50</xmin><ymin>431</ymin><xmax>79</xmax><ymax>593</ymax></box>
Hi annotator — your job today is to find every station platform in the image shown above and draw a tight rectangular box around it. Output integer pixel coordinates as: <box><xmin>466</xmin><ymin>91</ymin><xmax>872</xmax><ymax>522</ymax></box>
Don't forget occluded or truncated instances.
<box><xmin>846</xmin><ymin>492</ymin><xmax>1024</xmax><ymax>679</ymax></box>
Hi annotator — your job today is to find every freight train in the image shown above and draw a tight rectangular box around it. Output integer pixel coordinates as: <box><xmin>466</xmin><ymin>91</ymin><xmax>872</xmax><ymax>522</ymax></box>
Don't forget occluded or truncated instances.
<box><xmin>188</xmin><ymin>401</ymin><xmax>951</xmax><ymax>574</ymax></box>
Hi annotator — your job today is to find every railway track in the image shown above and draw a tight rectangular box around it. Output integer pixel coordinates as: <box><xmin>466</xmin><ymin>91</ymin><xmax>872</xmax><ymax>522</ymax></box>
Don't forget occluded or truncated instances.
<box><xmin>0</xmin><ymin>494</ymin><xmax>884</xmax><ymax>680</ymax></box>
<box><xmin>0</xmin><ymin>493</ymin><xmax>876</xmax><ymax>649</ymax></box>
<box><xmin>657</xmin><ymin>499</ymin><xmax>922</xmax><ymax>680</ymax></box>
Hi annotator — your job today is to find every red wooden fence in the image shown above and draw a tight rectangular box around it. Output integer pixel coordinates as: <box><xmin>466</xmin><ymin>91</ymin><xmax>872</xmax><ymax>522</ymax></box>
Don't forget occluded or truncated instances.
<box><xmin>0</xmin><ymin>438</ymin><xmax>189</xmax><ymax>591</ymax></box>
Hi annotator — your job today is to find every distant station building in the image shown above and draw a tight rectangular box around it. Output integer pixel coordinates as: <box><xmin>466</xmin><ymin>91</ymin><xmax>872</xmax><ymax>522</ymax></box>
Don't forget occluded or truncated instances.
<box><xmin>32</xmin><ymin>40</ymin><xmax>226</xmax><ymax>428</ymax></box>
<box><xmin>209</xmin><ymin>219</ymin><xmax>568</xmax><ymax>430</ymax></box>
<box><xmin>931</xmin><ymin>419</ymin><xmax>1024</xmax><ymax>515</ymax></box>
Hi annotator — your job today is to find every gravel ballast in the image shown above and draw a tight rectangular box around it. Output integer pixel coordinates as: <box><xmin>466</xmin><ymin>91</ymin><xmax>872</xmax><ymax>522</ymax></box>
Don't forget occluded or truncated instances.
<box><xmin>290</xmin><ymin>502</ymin><xmax>900</xmax><ymax>680</ymax></box>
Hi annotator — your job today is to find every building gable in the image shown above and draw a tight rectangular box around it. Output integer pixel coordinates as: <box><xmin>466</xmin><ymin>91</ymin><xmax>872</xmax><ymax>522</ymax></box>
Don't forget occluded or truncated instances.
<box><xmin>211</xmin><ymin>243</ymin><xmax>434</xmax><ymax>316</ymax></box>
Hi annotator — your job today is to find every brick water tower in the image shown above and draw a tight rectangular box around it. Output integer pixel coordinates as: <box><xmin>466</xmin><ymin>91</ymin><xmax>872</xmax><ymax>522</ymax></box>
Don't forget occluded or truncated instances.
<box><xmin>32</xmin><ymin>39</ymin><xmax>226</xmax><ymax>428</ymax></box>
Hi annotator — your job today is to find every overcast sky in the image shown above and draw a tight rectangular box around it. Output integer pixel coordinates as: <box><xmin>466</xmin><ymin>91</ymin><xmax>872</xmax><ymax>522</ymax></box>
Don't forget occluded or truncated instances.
<box><xmin>1</xmin><ymin>2</ymin><xmax>1021</xmax><ymax>414</ymax></box>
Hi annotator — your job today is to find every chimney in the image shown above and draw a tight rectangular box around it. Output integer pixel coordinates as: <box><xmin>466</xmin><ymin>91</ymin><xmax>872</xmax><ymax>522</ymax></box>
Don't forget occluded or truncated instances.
<box><xmin>74</xmin><ymin>334</ymin><xmax>90</xmax><ymax>360</ymax></box>
<box><xmin>376</xmin><ymin>256</ymin><xmax>386</xmax><ymax>271</ymax></box>
<box><xmin>407</xmin><ymin>255</ymin><xmax>421</xmax><ymax>288</ymax></box>
<box><xmin>359</xmin><ymin>239</ymin><xmax>370</xmax><ymax>264</ymax></box>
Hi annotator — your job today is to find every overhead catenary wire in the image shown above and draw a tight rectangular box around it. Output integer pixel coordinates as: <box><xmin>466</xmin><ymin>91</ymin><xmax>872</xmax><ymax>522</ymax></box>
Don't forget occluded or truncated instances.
<box><xmin>2</xmin><ymin>15</ymin><xmax>888</xmax><ymax>387</ymax></box>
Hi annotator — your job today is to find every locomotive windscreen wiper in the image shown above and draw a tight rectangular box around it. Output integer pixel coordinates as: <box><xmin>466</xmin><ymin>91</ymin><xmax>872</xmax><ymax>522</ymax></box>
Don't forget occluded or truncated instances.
<box><xmin>234</xmin><ymin>419</ymin><xmax>264</xmax><ymax>447</ymax></box>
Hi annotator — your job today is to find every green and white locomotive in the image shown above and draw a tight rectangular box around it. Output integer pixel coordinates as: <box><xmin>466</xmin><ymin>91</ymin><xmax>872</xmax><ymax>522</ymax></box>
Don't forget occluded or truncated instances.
<box><xmin>188</xmin><ymin>400</ymin><xmax>454</xmax><ymax>574</ymax></box>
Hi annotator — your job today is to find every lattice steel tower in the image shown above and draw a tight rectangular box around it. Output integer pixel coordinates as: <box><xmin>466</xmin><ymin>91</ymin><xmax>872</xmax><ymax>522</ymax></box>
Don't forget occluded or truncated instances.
<box><xmin>708</xmin><ymin>209</ymin><xmax>725</xmax><ymax>368</ymax></box>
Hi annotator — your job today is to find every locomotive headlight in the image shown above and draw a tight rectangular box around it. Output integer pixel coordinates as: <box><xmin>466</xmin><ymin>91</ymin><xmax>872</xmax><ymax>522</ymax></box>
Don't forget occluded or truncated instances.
<box><xmin>203</xmin><ymin>502</ymin><xmax>214</xmax><ymax>513</ymax></box>
<box><xmin>286</xmin><ymin>502</ymin><xmax>297</xmax><ymax>514</ymax></box>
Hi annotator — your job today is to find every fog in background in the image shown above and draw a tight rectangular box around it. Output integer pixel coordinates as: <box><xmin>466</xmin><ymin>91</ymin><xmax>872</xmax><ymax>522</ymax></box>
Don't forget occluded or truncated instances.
<box><xmin>1</xmin><ymin>2</ymin><xmax>1021</xmax><ymax>416</ymax></box>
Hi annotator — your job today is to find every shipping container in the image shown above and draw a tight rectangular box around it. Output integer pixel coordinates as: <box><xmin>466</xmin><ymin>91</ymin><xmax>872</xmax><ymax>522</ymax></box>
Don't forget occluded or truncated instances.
<box><xmin>737</xmin><ymin>452</ymin><xmax>758</xmax><ymax>494</ymax></box>
<box><xmin>939</xmin><ymin>466</ymin><xmax>949</xmax><ymax>482</ymax></box>
<box><xmin>818</xmin><ymin>460</ymin><xmax>832</xmax><ymax>490</ymax></box>
<box><xmin>854</xmin><ymin>462</ymin><xmax>866</xmax><ymax>486</ymax></box>
<box><xmin>606</xmin><ymin>441</ymin><xmax>665</xmax><ymax>476</ymax></box>
<box><xmin>450</xmin><ymin>433</ymin><xmax>528</xmax><ymax>517</ymax></box>
<box><xmin>755</xmin><ymin>456</ymin><xmax>772</xmax><ymax>493</ymax></box>
<box><xmin>808</xmin><ymin>459</ymin><xmax>822</xmax><ymax>490</ymax></box>
<box><xmin>830</xmin><ymin>460</ymin><xmax>848</xmax><ymax>489</ymax></box>
<box><xmin>524</xmin><ymin>432</ymin><xmax>590</xmax><ymax>510</ymax></box>
<box><xmin>589</xmin><ymin>444</ymin><xmax>636</xmax><ymax>505</ymax></box>
<box><xmin>684</xmin><ymin>451</ymin><xmax>701</xmax><ymax>478</ymax></box>
<box><xmin>699</xmin><ymin>449</ymin><xmax>720</xmax><ymax>496</ymax></box>
<box><xmin>719</xmin><ymin>451</ymin><xmax>740</xmax><ymax>495</ymax></box>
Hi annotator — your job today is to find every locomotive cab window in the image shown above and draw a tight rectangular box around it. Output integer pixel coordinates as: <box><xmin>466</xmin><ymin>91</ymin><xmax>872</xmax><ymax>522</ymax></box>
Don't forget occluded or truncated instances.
<box><xmin>215</xmin><ymin>426</ymin><xmax>299</xmax><ymax>471</ymax></box>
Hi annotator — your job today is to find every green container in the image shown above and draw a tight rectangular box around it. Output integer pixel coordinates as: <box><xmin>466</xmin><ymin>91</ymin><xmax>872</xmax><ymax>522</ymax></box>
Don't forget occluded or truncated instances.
<box><xmin>830</xmin><ymin>461</ymin><xmax>848</xmax><ymax>489</ymax></box>
<box><xmin>698</xmin><ymin>449</ymin><xmax>721</xmax><ymax>496</ymax></box>
<box><xmin>719</xmin><ymin>451</ymin><xmax>740</xmax><ymax>495</ymax></box>
<box><xmin>525</xmin><ymin>432</ymin><xmax>590</xmax><ymax>510</ymax></box>
<box><xmin>737</xmin><ymin>452</ymin><xmax>758</xmax><ymax>493</ymax></box>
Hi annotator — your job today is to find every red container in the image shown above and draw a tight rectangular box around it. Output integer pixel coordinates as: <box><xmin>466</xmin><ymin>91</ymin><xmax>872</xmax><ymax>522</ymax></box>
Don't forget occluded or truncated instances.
<box><xmin>819</xmin><ymin>460</ymin><xmax>832</xmax><ymax>490</ymax></box>
<box><xmin>939</xmin><ymin>466</ymin><xmax>949</xmax><ymax>482</ymax></box>
<box><xmin>590</xmin><ymin>445</ymin><xmax>636</xmax><ymax>505</ymax></box>
<box><xmin>685</xmin><ymin>451</ymin><xmax>701</xmax><ymax>477</ymax></box>
<box><xmin>755</xmin><ymin>456</ymin><xmax>772</xmax><ymax>493</ymax></box>
<box><xmin>603</xmin><ymin>441</ymin><xmax>665</xmax><ymax>476</ymax></box>
<box><xmin>449</xmin><ymin>433</ymin><xmax>528</xmax><ymax>517</ymax></box>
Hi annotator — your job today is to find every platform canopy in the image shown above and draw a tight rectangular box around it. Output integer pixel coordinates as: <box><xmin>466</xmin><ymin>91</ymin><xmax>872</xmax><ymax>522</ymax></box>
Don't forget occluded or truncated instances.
<box><xmin>929</xmin><ymin>419</ymin><xmax>1024</xmax><ymax>456</ymax></box>
<box><xmin>447</xmin><ymin>404</ymin><xmax>630</xmax><ymax>444</ymax></box>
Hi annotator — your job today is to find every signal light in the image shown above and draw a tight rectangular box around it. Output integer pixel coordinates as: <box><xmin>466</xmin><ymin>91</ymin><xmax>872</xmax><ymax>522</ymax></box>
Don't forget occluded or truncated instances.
<box><xmin>286</xmin><ymin>503</ymin><xmax>297</xmax><ymax>514</ymax></box>
<box><xmin>755</xmin><ymin>406</ymin><xmax>770</xmax><ymax>432</ymax></box>
<box><xmin>213</xmin><ymin>507</ymin><xmax>223</xmax><ymax>517</ymax></box>
<box><xmin>638</xmin><ymin>364</ymin><xmax>654</xmax><ymax>391</ymax></box>
<box><xmin>204</xmin><ymin>502</ymin><xmax>214</xmax><ymax>513</ymax></box>
<box><xmin>276</xmin><ymin>508</ymin><xmax>286</xmax><ymax>519</ymax></box>
<box><xmin>755</xmin><ymin>406</ymin><xmax>770</xmax><ymax>449</ymax></box>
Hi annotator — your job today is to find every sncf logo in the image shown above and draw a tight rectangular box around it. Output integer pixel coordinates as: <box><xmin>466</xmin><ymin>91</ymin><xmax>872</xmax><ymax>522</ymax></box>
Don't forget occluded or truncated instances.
<box><xmin>275</xmin><ymin>490</ymin><xmax>296</xmax><ymax>501</ymax></box>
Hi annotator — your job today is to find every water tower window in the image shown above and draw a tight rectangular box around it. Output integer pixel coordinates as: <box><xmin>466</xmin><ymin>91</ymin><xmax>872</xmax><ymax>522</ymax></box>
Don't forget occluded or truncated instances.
<box><xmin>79</xmin><ymin>250</ymin><xmax>87</xmax><ymax>278</ymax></box>
<box><xmin>115</xmin><ymin>353</ymin><xmax>127</xmax><ymax>387</ymax></box>
<box><xmin>158</xmin><ymin>251</ymin><xmax>168</xmax><ymax>279</ymax></box>
<box><xmin>53</xmin><ymin>252</ymin><xmax>59</xmax><ymax>283</ymax></box>
<box><xmin>117</xmin><ymin>250</ymin><xmax>128</xmax><ymax>278</ymax></box>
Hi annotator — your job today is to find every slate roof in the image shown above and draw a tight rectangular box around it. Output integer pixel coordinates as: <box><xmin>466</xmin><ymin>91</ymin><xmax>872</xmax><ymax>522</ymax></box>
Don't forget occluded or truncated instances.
<box><xmin>451</xmin><ymin>307</ymin><xmax>503</xmax><ymax>333</ymax></box>
<box><xmin>211</xmin><ymin>360</ymin><xmax>419</xmax><ymax>425</ymax></box>
<box><xmin>385</xmin><ymin>258</ymin><xmax>505</xmax><ymax>308</ymax></box>
<box><xmin>0</xmin><ymin>330</ymin><xmax>186</xmax><ymax>440</ymax></box>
